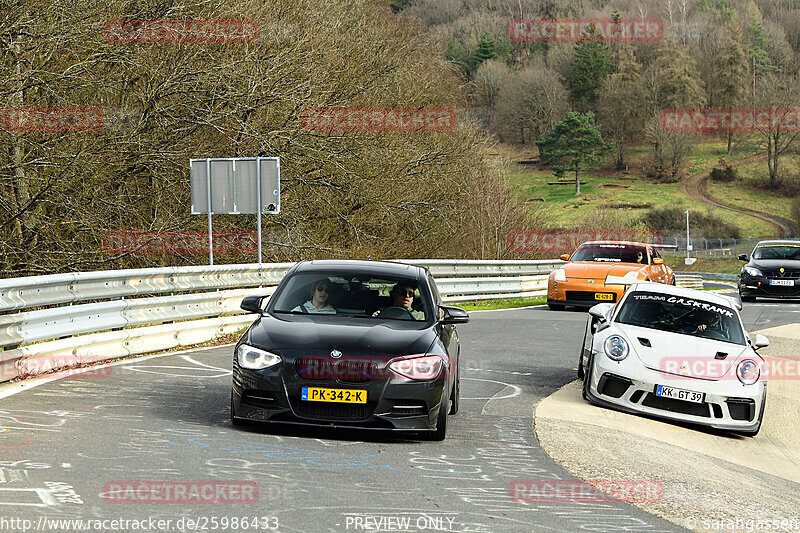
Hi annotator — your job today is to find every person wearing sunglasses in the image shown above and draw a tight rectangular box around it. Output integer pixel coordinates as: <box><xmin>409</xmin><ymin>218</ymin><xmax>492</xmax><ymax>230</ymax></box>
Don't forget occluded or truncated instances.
<box><xmin>293</xmin><ymin>279</ymin><xmax>337</xmax><ymax>314</ymax></box>
<box><xmin>373</xmin><ymin>282</ymin><xmax>424</xmax><ymax>320</ymax></box>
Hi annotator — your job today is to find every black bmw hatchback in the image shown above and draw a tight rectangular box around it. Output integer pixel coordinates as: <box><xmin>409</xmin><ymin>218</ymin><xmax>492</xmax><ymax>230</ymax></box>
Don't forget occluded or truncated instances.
<box><xmin>738</xmin><ymin>240</ymin><xmax>800</xmax><ymax>301</ymax></box>
<box><xmin>231</xmin><ymin>259</ymin><xmax>469</xmax><ymax>440</ymax></box>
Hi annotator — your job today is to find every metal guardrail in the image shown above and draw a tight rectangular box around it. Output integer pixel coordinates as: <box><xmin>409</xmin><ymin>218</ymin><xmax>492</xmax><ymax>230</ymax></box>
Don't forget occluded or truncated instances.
<box><xmin>0</xmin><ymin>260</ymin><xmax>563</xmax><ymax>383</ymax></box>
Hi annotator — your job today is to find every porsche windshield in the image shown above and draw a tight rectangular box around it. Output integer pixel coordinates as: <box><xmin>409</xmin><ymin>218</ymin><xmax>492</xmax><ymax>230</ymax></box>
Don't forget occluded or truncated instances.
<box><xmin>616</xmin><ymin>291</ymin><xmax>745</xmax><ymax>345</ymax></box>
<box><xmin>752</xmin><ymin>244</ymin><xmax>800</xmax><ymax>260</ymax></box>
<box><xmin>570</xmin><ymin>243</ymin><xmax>648</xmax><ymax>264</ymax></box>
<box><xmin>270</xmin><ymin>272</ymin><xmax>431</xmax><ymax>321</ymax></box>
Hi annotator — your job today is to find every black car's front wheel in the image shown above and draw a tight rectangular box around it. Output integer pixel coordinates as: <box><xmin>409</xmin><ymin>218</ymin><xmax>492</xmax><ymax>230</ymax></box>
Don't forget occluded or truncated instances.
<box><xmin>230</xmin><ymin>394</ymin><xmax>243</xmax><ymax>426</ymax></box>
<box><xmin>422</xmin><ymin>387</ymin><xmax>449</xmax><ymax>441</ymax></box>
<box><xmin>449</xmin><ymin>366</ymin><xmax>460</xmax><ymax>415</ymax></box>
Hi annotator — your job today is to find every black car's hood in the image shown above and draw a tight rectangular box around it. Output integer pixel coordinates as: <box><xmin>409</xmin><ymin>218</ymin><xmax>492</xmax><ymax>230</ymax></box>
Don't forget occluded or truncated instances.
<box><xmin>247</xmin><ymin>313</ymin><xmax>437</xmax><ymax>357</ymax></box>
<box><xmin>750</xmin><ymin>259</ymin><xmax>800</xmax><ymax>270</ymax></box>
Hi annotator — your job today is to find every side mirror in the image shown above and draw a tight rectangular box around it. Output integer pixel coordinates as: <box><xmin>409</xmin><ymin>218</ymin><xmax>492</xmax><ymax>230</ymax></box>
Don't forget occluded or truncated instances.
<box><xmin>241</xmin><ymin>295</ymin><xmax>265</xmax><ymax>314</ymax></box>
<box><xmin>559</xmin><ymin>253</ymin><xmax>570</xmax><ymax>261</ymax></box>
<box><xmin>738</xmin><ymin>254</ymin><xmax>748</xmax><ymax>261</ymax></box>
<box><xmin>652</xmin><ymin>257</ymin><xmax>664</xmax><ymax>265</ymax></box>
<box><xmin>588</xmin><ymin>303</ymin><xmax>614</xmax><ymax>320</ymax></box>
<box><xmin>752</xmin><ymin>333</ymin><xmax>770</xmax><ymax>350</ymax></box>
<box><xmin>439</xmin><ymin>305</ymin><xmax>470</xmax><ymax>325</ymax></box>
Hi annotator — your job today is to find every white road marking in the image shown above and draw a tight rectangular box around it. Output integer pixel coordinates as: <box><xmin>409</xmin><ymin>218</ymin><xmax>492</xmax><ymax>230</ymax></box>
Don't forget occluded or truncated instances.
<box><xmin>460</xmin><ymin>378</ymin><xmax>522</xmax><ymax>400</ymax></box>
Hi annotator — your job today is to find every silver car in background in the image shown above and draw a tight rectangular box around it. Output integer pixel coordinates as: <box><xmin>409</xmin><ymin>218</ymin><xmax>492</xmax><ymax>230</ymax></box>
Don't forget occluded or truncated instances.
<box><xmin>579</xmin><ymin>282</ymin><xmax>769</xmax><ymax>436</ymax></box>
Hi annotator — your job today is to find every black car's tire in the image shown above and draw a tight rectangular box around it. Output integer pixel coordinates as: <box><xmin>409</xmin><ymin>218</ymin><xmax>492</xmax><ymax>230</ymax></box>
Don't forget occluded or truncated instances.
<box><xmin>230</xmin><ymin>394</ymin><xmax>243</xmax><ymax>426</ymax></box>
<box><xmin>422</xmin><ymin>387</ymin><xmax>449</xmax><ymax>441</ymax></box>
<box><xmin>547</xmin><ymin>302</ymin><xmax>566</xmax><ymax>311</ymax></box>
<box><xmin>582</xmin><ymin>354</ymin><xmax>594</xmax><ymax>401</ymax></box>
<box><xmin>449</xmin><ymin>366</ymin><xmax>460</xmax><ymax>415</ymax></box>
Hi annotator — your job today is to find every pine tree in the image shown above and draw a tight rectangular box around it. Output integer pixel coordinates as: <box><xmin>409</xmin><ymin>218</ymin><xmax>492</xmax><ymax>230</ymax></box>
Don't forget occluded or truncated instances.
<box><xmin>598</xmin><ymin>46</ymin><xmax>644</xmax><ymax>168</ymax></box>
<box><xmin>566</xmin><ymin>24</ymin><xmax>613</xmax><ymax>111</ymax></box>
<box><xmin>715</xmin><ymin>23</ymin><xmax>749</xmax><ymax>153</ymax></box>
<box><xmin>536</xmin><ymin>112</ymin><xmax>614</xmax><ymax>195</ymax></box>
<box><xmin>471</xmin><ymin>32</ymin><xmax>498</xmax><ymax>71</ymax></box>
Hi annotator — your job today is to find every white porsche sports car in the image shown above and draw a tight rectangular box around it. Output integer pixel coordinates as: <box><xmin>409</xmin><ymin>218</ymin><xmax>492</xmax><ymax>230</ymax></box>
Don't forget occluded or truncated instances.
<box><xmin>579</xmin><ymin>282</ymin><xmax>769</xmax><ymax>436</ymax></box>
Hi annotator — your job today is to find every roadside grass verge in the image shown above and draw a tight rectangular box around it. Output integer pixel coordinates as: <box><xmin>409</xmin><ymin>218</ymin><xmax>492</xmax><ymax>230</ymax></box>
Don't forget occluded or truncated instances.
<box><xmin>664</xmin><ymin>255</ymin><xmax>743</xmax><ymax>275</ymax></box>
<box><xmin>456</xmin><ymin>296</ymin><xmax>546</xmax><ymax>311</ymax></box>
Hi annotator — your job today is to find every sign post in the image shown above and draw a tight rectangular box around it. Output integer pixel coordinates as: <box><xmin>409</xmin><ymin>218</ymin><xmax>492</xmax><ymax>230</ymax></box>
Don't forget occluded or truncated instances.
<box><xmin>190</xmin><ymin>157</ymin><xmax>280</xmax><ymax>265</ymax></box>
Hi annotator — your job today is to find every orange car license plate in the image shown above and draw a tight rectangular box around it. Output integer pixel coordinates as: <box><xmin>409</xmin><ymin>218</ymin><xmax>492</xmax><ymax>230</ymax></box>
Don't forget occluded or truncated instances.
<box><xmin>301</xmin><ymin>387</ymin><xmax>366</xmax><ymax>403</ymax></box>
<box><xmin>594</xmin><ymin>293</ymin><xmax>614</xmax><ymax>301</ymax></box>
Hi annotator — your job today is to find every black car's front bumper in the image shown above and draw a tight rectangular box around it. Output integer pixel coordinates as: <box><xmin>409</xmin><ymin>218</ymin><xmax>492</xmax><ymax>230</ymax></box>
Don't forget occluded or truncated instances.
<box><xmin>739</xmin><ymin>275</ymin><xmax>800</xmax><ymax>298</ymax></box>
<box><xmin>232</xmin><ymin>363</ymin><xmax>445</xmax><ymax>432</ymax></box>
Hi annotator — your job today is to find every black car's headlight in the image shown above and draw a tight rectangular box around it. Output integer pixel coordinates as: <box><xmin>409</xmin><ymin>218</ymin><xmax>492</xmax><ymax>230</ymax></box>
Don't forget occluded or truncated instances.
<box><xmin>237</xmin><ymin>344</ymin><xmax>282</xmax><ymax>370</ymax></box>
<box><xmin>743</xmin><ymin>266</ymin><xmax>762</xmax><ymax>277</ymax></box>
<box><xmin>388</xmin><ymin>355</ymin><xmax>445</xmax><ymax>380</ymax></box>
<box><xmin>604</xmin><ymin>335</ymin><xmax>629</xmax><ymax>361</ymax></box>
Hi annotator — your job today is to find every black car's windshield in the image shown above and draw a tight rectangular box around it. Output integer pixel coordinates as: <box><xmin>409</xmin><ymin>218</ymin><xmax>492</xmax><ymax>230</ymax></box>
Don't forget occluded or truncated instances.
<box><xmin>570</xmin><ymin>243</ymin><xmax>648</xmax><ymax>264</ymax></box>
<box><xmin>270</xmin><ymin>272</ymin><xmax>431</xmax><ymax>321</ymax></box>
<box><xmin>616</xmin><ymin>291</ymin><xmax>745</xmax><ymax>345</ymax></box>
<box><xmin>752</xmin><ymin>243</ymin><xmax>800</xmax><ymax>260</ymax></box>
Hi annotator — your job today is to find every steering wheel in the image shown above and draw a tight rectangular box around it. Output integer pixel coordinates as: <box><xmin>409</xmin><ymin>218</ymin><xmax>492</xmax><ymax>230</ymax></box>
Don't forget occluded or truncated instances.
<box><xmin>376</xmin><ymin>306</ymin><xmax>416</xmax><ymax>320</ymax></box>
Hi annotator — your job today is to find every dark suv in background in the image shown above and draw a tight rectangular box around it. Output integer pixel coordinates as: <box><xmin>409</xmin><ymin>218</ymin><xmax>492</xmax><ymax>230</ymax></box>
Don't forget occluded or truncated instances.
<box><xmin>738</xmin><ymin>240</ymin><xmax>800</xmax><ymax>301</ymax></box>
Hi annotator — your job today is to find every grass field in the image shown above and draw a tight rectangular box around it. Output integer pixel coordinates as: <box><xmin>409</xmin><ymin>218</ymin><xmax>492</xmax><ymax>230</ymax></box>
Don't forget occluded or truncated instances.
<box><xmin>706</xmin><ymin>157</ymin><xmax>796</xmax><ymax>219</ymax></box>
<box><xmin>504</xmin><ymin>141</ymin><xmax>778</xmax><ymax>238</ymax></box>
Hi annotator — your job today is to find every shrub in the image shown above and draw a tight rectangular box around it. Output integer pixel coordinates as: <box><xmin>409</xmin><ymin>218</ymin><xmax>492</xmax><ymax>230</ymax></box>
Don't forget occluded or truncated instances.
<box><xmin>709</xmin><ymin>159</ymin><xmax>737</xmax><ymax>182</ymax></box>
<box><xmin>641</xmin><ymin>207</ymin><xmax>741</xmax><ymax>239</ymax></box>
<box><xmin>643</xmin><ymin>163</ymin><xmax>686</xmax><ymax>182</ymax></box>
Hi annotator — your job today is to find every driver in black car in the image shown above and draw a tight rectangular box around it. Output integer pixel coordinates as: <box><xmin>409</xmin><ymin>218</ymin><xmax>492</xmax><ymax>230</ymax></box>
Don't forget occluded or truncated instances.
<box><xmin>373</xmin><ymin>282</ymin><xmax>425</xmax><ymax>320</ymax></box>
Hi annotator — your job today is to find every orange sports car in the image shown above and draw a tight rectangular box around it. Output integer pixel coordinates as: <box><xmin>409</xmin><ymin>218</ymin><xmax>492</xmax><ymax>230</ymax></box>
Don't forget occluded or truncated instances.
<box><xmin>547</xmin><ymin>241</ymin><xmax>675</xmax><ymax>310</ymax></box>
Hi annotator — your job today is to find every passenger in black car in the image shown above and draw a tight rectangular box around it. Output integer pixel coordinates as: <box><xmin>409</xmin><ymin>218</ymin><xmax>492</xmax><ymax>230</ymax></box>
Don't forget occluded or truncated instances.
<box><xmin>292</xmin><ymin>279</ymin><xmax>337</xmax><ymax>314</ymax></box>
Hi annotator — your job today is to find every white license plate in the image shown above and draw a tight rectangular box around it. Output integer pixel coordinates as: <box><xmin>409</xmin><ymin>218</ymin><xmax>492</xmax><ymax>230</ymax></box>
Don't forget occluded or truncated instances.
<box><xmin>655</xmin><ymin>385</ymin><xmax>705</xmax><ymax>404</ymax></box>
<box><xmin>769</xmin><ymin>279</ymin><xmax>794</xmax><ymax>286</ymax></box>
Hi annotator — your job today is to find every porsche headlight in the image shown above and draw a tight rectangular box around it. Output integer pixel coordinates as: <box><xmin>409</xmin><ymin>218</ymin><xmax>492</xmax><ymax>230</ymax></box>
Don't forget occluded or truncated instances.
<box><xmin>743</xmin><ymin>266</ymin><xmax>762</xmax><ymax>277</ymax></box>
<box><xmin>604</xmin><ymin>335</ymin><xmax>629</xmax><ymax>361</ymax></box>
<box><xmin>553</xmin><ymin>269</ymin><xmax>567</xmax><ymax>282</ymax></box>
<box><xmin>736</xmin><ymin>359</ymin><xmax>760</xmax><ymax>385</ymax></box>
<box><xmin>237</xmin><ymin>344</ymin><xmax>282</xmax><ymax>370</ymax></box>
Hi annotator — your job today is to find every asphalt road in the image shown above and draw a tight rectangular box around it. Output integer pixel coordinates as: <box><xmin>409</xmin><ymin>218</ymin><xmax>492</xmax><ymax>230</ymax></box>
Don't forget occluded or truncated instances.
<box><xmin>0</xmin><ymin>301</ymin><xmax>793</xmax><ymax>533</ymax></box>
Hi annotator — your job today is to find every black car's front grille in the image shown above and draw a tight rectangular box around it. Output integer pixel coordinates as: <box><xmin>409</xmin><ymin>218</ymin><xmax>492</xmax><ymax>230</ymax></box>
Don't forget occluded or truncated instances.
<box><xmin>761</xmin><ymin>269</ymin><xmax>800</xmax><ymax>279</ymax></box>
<box><xmin>296</xmin><ymin>358</ymin><xmax>376</xmax><ymax>383</ymax></box>
<box><xmin>642</xmin><ymin>393</ymin><xmax>711</xmax><ymax>417</ymax></box>
<box><xmin>566</xmin><ymin>291</ymin><xmax>617</xmax><ymax>302</ymax></box>
<box><xmin>296</xmin><ymin>402</ymin><xmax>371</xmax><ymax>420</ymax></box>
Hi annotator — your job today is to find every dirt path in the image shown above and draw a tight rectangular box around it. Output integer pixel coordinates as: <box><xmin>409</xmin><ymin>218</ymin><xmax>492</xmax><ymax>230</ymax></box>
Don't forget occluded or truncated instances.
<box><xmin>681</xmin><ymin>152</ymin><xmax>798</xmax><ymax>237</ymax></box>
